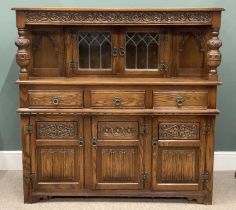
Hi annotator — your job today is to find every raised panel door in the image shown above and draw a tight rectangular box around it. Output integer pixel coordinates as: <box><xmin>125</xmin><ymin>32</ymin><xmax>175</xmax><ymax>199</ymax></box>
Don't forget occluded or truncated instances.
<box><xmin>91</xmin><ymin>116</ymin><xmax>145</xmax><ymax>190</ymax></box>
<box><xmin>152</xmin><ymin>116</ymin><xmax>206</xmax><ymax>191</ymax></box>
<box><xmin>30</xmin><ymin>115</ymin><xmax>84</xmax><ymax>192</ymax></box>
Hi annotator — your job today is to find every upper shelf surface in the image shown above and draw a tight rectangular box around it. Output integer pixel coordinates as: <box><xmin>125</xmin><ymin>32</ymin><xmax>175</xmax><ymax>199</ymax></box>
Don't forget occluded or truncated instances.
<box><xmin>11</xmin><ymin>7</ymin><xmax>225</xmax><ymax>11</ymax></box>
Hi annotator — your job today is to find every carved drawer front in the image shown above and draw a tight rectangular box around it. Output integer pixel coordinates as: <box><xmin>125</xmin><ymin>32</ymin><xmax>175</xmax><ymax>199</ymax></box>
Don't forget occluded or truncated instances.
<box><xmin>90</xmin><ymin>90</ymin><xmax>145</xmax><ymax>108</ymax></box>
<box><xmin>28</xmin><ymin>90</ymin><xmax>83</xmax><ymax>108</ymax></box>
<box><xmin>153</xmin><ymin>89</ymin><xmax>208</xmax><ymax>109</ymax></box>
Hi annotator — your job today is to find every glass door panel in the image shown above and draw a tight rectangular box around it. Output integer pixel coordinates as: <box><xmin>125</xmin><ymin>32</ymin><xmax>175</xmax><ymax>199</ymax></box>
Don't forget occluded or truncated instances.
<box><xmin>66</xmin><ymin>27</ymin><xmax>118</xmax><ymax>75</ymax></box>
<box><xmin>120</xmin><ymin>27</ymin><xmax>171</xmax><ymax>76</ymax></box>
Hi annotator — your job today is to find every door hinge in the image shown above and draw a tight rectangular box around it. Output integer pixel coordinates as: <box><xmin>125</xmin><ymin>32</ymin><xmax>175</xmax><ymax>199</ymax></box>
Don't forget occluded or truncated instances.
<box><xmin>28</xmin><ymin>171</ymin><xmax>35</xmax><ymax>181</ymax></box>
<box><xmin>203</xmin><ymin>123</ymin><xmax>211</xmax><ymax>134</ymax></box>
<box><xmin>140</xmin><ymin>123</ymin><xmax>151</xmax><ymax>134</ymax></box>
<box><xmin>25</xmin><ymin>125</ymin><xmax>33</xmax><ymax>134</ymax></box>
<box><xmin>200</xmin><ymin>171</ymin><xmax>209</xmax><ymax>183</ymax></box>
<box><xmin>141</xmin><ymin>171</ymin><xmax>148</xmax><ymax>183</ymax></box>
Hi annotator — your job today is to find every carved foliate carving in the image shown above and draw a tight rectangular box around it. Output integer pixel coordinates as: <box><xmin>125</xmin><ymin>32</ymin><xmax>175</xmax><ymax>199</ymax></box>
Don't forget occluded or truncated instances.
<box><xmin>159</xmin><ymin>122</ymin><xmax>200</xmax><ymax>140</ymax></box>
<box><xmin>207</xmin><ymin>29</ymin><xmax>222</xmax><ymax>79</ymax></box>
<box><xmin>102</xmin><ymin>127</ymin><xmax>136</xmax><ymax>137</ymax></box>
<box><xmin>36</xmin><ymin>122</ymin><xmax>78</xmax><ymax>139</ymax></box>
<box><xmin>25</xmin><ymin>11</ymin><xmax>212</xmax><ymax>25</ymax></box>
<box><xmin>15</xmin><ymin>29</ymin><xmax>31</xmax><ymax>74</ymax></box>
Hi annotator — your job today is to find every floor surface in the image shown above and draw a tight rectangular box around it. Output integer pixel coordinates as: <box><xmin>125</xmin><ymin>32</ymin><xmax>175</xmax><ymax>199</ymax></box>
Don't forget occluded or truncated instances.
<box><xmin>0</xmin><ymin>171</ymin><xmax>235</xmax><ymax>210</ymax></box>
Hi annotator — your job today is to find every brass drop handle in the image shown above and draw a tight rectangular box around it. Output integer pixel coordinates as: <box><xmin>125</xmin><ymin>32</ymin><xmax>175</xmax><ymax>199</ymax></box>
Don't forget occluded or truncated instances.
<box><xmin>152</xmin><ymin>138</ymin><xmax>158</xmax><ymax>147</ymax></box>
<box><xmin>52</xmin><ymin>96</ymin><xmax>60</xmax><ymax>105</ymax></box>
<box><xmin>79</xmin><ymin>137</ymin><xmax>84</xmax><ymax>147</ymax></box>
<box><xmin>176</xmin><ymin>96</ymin><xmax>185</xmax><ymax>107</ymax></box>
<box><xmin>112</xmin><ymin>47</ymin><xmax>118</xmax><ymax>56</ymax></box>
<box><xmin>119</xmin><ymin>47</ymin><xmax>125</xmax><ymax>56</ymax></box>
<box><xmin>113</xmin><ymin>97</ymin><xmax>123</xmax><ymax>107</ymax></box>
<box><xmin>92</xmin><ymin>137</ymin><xmax>97</xmax><ymax>147</ymax></box>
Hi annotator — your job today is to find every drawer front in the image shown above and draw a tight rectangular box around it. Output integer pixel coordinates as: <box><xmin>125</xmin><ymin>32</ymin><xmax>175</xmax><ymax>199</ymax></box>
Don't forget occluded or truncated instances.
<box><xmin>91</xmin><ymin>90</ymin><xmax>145</xmax><ymax>108</ymax></box>
<box><xmin>28</xmin><ymin>90</ymin><xmax>83</xmax><ymax>108</ymax></box>
<box><xmin>153</xmin><ymin>90</ymin><xmax>208</xmax><ymax>109</ymax></box>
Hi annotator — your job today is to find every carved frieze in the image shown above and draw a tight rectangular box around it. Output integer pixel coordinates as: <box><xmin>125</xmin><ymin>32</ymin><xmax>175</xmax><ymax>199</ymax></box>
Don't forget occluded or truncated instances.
<box><xmin>24</xmin><ymin>11</ymin><xmax>212</xmax><ymax>25</ymax></box>
<box><xmin>159</xmin><ymin>122</ymin><xmax>200</xmax><ymax>140</ymax></box>
<box><xmin>36</xmin><ymin>122</ymin><xmax>78</xmax><ymax>139</ymax></box>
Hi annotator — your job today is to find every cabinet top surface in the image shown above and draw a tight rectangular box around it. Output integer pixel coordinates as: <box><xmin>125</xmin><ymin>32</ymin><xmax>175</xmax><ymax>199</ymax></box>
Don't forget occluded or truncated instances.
<box><xmin>11</xmin><ymin>7</ymin><xmax>224</xmax><ymax>11</ymax></box>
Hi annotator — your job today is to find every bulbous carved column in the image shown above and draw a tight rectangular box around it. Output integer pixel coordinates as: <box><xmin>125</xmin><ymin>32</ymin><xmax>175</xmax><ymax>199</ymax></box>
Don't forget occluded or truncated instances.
<box><xmin>207</xmin><ymin>29</ymin><xmax>222</xmax><ymax>80</ymax></box>
<box><xmin>15</xmin><ymin>28</ymin><xmax>31</xmax><ymax>79</ymax></box>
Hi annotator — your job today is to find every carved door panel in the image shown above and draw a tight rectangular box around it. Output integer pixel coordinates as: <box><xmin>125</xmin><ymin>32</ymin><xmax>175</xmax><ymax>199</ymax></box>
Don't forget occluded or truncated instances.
<box><xmin>30</xmin><ymin>115</ymin><xmax>83</xmax><ymax>192</ymax></box>
<box><xmin>92</xmin><ymin>116</ymin><xmax>145</xmax><ymax>190</ymax></box>
<box><xmin>66</xmin><ymin>27</ymin><xmax>119</xmax><ymax>75</ymax></box>
<box><xmin>119</xmin><ymin>27</ymin><xmax>171</xmax><ymax>76</ymax></box>
<box><xmin>152</xmin><ymin>116</ymin><xmax>206</xmax><ymax>191</ymax></box>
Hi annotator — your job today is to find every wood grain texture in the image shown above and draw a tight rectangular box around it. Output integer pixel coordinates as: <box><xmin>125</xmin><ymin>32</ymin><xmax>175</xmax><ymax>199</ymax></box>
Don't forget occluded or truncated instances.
<box><xmin>28</xmin><ymin>90</ymin><xmax>83</xmax><ymax>108</ymax></box>
<box><xmin>91</xmin><ymin>90</ymin><xmax>145</xmax><ymax>108</ymax></box>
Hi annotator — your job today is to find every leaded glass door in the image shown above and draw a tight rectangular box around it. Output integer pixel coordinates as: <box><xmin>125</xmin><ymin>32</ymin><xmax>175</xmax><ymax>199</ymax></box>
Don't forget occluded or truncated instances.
<box><xmin>119</xmin><ymin>27</ymin><xmax>171</xmax><ymax>76</ymax></box>
<box><xmin>66</xmin><ymin>27</ymin><xmax>118</xmax><ymax>75</ymax></box>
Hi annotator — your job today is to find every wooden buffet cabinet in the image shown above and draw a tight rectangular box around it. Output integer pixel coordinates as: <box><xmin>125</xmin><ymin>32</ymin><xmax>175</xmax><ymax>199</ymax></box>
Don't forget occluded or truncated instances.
<box><xmin>12</xmin><ymin>7</ymin><xmax>224</xmax><ymax>204</ymax></box>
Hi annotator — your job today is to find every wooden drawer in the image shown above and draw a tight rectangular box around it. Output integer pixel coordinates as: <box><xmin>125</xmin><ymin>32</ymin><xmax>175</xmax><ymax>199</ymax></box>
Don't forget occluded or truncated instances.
<box><xmin>28</xmin><ymin>90</ymin><xmax>83</xmax><ymax>108</ymax></box>
<box><xmin>91</xmin><ymin>90</ymin><xmax>145</xmax><ymax>108</ymax></box>
<box><xmin>153</xmin><ymin>89</ymin><xmax>208</xmax><ymax>109</ymax></box>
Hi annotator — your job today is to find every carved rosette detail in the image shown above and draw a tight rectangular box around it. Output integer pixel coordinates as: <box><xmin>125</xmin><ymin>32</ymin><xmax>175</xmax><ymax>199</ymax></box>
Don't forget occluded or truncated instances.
<box><xmin>25</xmin><ymin>11</ymin><xmax>212</xmax><ymax>25</ymax></box>
<box><xmin>36</xmin><ymin>122</ymin><xmax>78</xmax><ymax>139</ymax></box>
<box><xmin>207</xmin><ymin>30</ymin><xmax>222</xmax><ymax>78</ymax></box>
<box><xmin>101</xmin><ymin>126</ymin><xmax>136</xmax><ymax>137</ymax></box>
<box><xmin>159</xmin><ymin>123</ymin><xmax>200</xmax><ymax>140</ymax></box>
<box><xmin>15</xmin><ymin>29</ymin><xmax>31</xmax><ymax>73</ymax></box>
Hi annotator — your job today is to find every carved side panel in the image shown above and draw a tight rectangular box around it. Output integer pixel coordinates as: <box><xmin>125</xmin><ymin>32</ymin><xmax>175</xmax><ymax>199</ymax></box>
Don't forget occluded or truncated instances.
<box><xmin>177</xmin><ymin>31</ymin><xmax>206</xmax><ymax>77</ymax></box>
<box><xmin>97</xmin><ymin>147</ymin><xmax>139</xmax><ymax>182</ymax></box>
<box><xmin>98</xmin><ymin>121</ymin><xmax>139</xmax><ymax>140</ymax></box>
<box><xmin>159</xmin><ymin>122</ymin><xmax>200</xmax><ymax>140</ymax></box>
<box><xmin>37</xmin><ymin>147</ymin><xmax>76</xmax><ymax>181</ymax></box>
<box><xmin>36</xmin><ymin>122</ymin><xmax>78</xmax><ymax>139</ymax></box>
<box><xmin>159</xmin><ymin>149</ymin><xmax>198</xmax><ymax>182</ymax></box>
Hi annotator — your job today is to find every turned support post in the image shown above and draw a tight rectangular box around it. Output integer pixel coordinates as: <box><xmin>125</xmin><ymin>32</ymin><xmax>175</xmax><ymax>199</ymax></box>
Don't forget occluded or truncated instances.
<box><xmin>207</xmin><ymin>29</ymin><xmax>222</xmax><ymax>80</ymax></box>
<box><xmin>15</xmin><ymin>28</ymin><xmax>30</xmax><ymax>80</ymax></box>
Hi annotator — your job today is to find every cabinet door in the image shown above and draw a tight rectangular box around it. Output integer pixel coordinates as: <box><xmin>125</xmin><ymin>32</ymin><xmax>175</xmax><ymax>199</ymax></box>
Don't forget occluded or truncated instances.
<box><xmin>66</xmin><ymin>27</ymin><xmax>118</xmax><ymax>75</ymax></box>
<box><xmin>92</xmin><ymin>116</ymin><xmax>145</xmax><ymax>190</ymax></box>
<box><xmin>152</xmin><ymin>116</ymin><xmax>206</xmax><ymax>191</ymax></box>
<box><xmin>119</xmin><ymin>27</ymin><xmax>171</xmax><ymax>76</ymax></box>
<box><xmin>30</xmin><ymin>115</ymin><xmax>83</xmax><ymax>192</ymax></box>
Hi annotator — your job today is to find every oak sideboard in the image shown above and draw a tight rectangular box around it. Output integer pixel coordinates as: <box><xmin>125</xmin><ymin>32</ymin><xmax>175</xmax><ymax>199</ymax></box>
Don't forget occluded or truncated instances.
<box><xmin>12</xmin><ymin>7</ymin><xmax>224</xmax><ymax>204</ymax></box>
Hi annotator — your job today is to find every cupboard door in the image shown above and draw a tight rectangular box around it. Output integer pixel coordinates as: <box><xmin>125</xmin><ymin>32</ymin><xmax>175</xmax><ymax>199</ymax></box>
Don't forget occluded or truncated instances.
<box><xmin>66</xmin><ymin>27</ymin><xmax>118</xmax><ymax>75</ymax></box>
<box><xmin>119</xmin><ymin>27</ymin><xmax>171</xmax><ymax>76</ymax></box>
<box><xmin>30</xmin><ymin>115</ymin><xmax>83</xmax><ymax>192</ymax></box>
<box><xmin>92</xmin><ymin>116</ymin><xmax>145</xmax><ymax>190</ymax></box>
<box><xmin>152</xmin><ymin>116</ymin><xmax>206</xmax><ymax>191</ymax></box>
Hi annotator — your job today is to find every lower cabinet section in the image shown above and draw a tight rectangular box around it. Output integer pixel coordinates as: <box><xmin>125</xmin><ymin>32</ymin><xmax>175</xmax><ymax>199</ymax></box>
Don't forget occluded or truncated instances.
<box><xmin>30</xmin><ymin>115</ymin><xmax>84</xmax><ymax>191</ymax></box>
<box><xmin>26</xmin><ymin>114</ymin><xmax>211</xmax><ymax>202</ymax></box>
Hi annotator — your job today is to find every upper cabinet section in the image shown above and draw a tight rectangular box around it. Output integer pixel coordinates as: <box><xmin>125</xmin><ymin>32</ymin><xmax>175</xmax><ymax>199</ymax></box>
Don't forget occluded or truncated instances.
<box><xmin>13</xmin><ymin>8</ymin><xmax>223</xmax><ymax>80</ymax></box>
<box><xmin>66</xmin><ymin>26</ymin><xmax>171</xmax><ymax>76</ymax></box>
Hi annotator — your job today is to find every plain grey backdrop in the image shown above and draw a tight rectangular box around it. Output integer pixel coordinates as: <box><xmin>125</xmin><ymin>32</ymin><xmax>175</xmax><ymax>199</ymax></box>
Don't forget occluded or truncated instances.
<box><xmin>0</xmin><ymin>0</ymin><xmax>235</xmax><ymax>151</ymax></box>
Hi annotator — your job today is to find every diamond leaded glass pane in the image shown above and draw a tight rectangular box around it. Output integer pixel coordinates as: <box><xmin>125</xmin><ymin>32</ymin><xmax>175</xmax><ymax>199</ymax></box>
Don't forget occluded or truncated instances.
<box><xmin>72</xmin><ymin>32</ymin><xmax>112</xmax><ymax>70</ymax></box>
<box><xmin>126</xmin><ymin>33</ymin><xmax>160</xmax><ymax>69</ymax></box>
